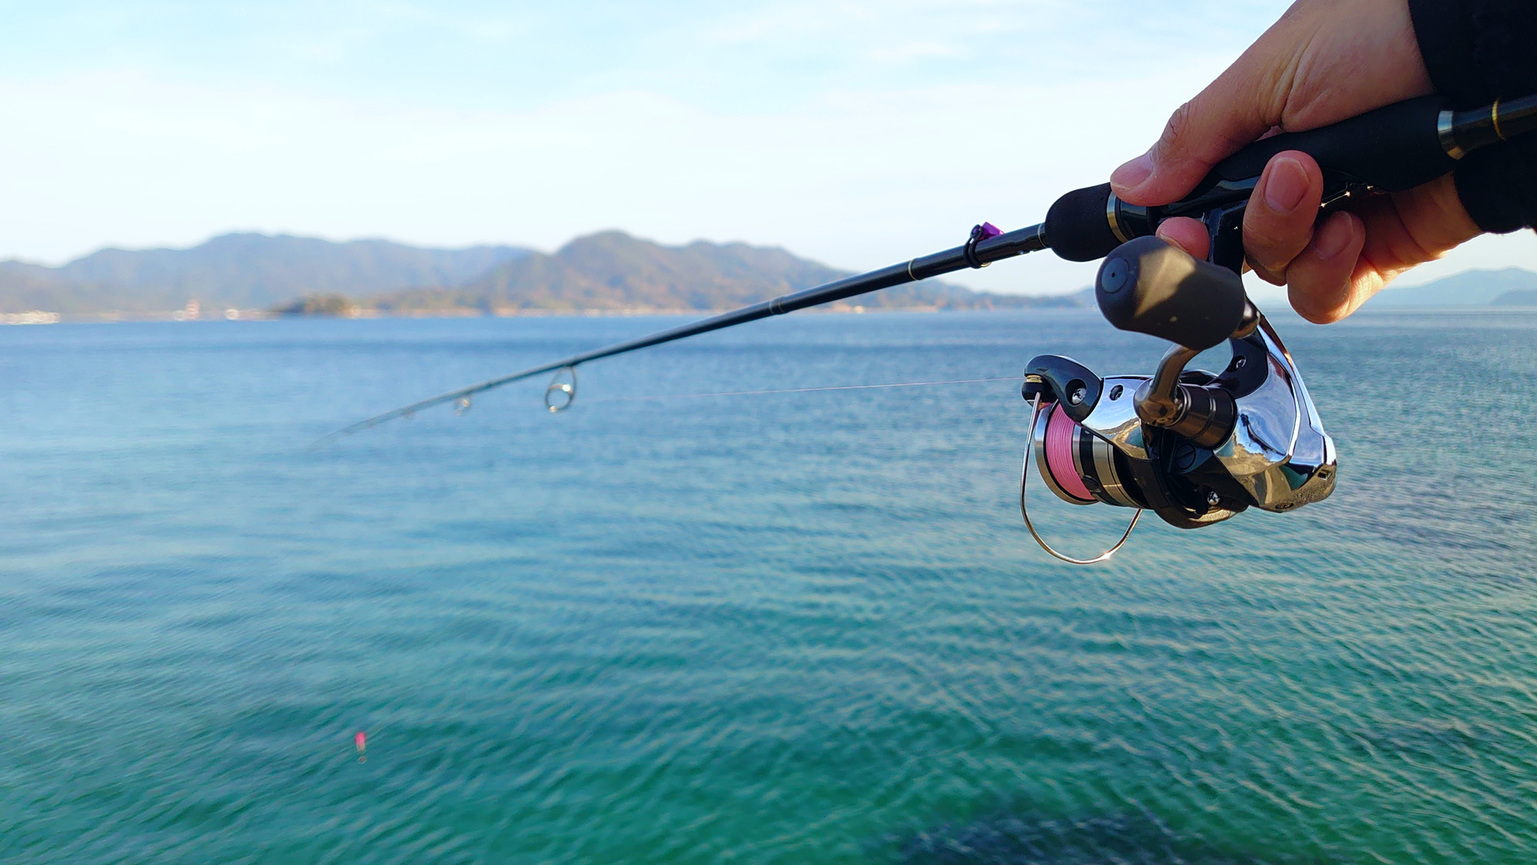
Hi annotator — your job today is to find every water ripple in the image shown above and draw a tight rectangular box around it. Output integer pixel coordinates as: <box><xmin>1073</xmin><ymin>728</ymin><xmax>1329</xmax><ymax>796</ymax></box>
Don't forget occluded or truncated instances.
<box><xmin>4</xmin><ymin>312</ymin><xmax>1537</xmax><ymax>862</ymax></box>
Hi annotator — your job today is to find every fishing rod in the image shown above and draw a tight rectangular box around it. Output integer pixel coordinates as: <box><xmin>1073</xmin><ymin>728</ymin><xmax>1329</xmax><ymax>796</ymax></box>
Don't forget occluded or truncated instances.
<box><xmin>330</xmin><ymin>92</ymin><xmax>1537</xmax><ymax>562</ymax></box>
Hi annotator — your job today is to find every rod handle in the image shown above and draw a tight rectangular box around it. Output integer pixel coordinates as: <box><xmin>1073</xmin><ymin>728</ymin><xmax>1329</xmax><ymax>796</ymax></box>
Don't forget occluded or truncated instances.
<box><xmin>1043</xmin><ymin>95</ymin><xmax>1458</xmax><ymax>263</ymax></box>
<box><xmin>1096</xmin><ymin>237</ymin><xmax>1249</xmax><ymax>351</ymax></box>
<box><xmin>1212</xmin><ymin>95</ymin><xmax>1454</xmax><ymax>192</ymax></box>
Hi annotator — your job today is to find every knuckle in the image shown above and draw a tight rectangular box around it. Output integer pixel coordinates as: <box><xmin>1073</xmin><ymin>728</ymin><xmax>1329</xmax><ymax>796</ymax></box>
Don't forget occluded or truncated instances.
<box><xmin>1287</xmin><ymin>270</ymin><xmax>1352</xmax><ymax>324</ymax></box>
<box><xmin>1155</xmin><ymin>101</ymin><xmax>1196</xmax><ymax>153</ymax></box>
<box><xmin>1243</xmin><ymin>225</ymin><xmax>1303</xmax><ymax>274</ymax></box>
<box><xmin>1297</xmin><ymin>304</ymin><xmax>1344</xmax><ymax>325</ymax></box>
<box><xmin>1247</xmin><ymin>258</ymin><xmax>1287</xmax><ymax>286</ymax></box>
<box><xmin>1243</xmin><ymin>204</ymin><xmax>1312</xmax><ymax>276</ymax></box>
<box><xmin>1287</xmin><ymin>289</ymin><xmax>1334</xmax><ymax>324</ymax></box>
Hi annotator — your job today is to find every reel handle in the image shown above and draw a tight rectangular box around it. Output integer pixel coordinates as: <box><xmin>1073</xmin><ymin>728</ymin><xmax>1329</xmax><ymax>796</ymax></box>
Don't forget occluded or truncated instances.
<box><xmin>1095</xmin><ymin>237</ymin><xmax>1255</xmax><ymax>351</ymax></box>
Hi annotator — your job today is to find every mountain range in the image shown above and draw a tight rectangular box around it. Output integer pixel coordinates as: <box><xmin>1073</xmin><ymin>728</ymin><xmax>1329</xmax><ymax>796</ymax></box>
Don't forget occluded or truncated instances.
<box><xmin>2</xmin><ymin>231</ymin><xmax>1535</xmax><ymax>320</ymax></box>
<box><xmin>0</xmin><ymin>231</ymin><xmax>1078</xmax><ymax>318</ymax></box>
<box><xmin>0</xmin><ymin>234</ymin><xmax>529</xmax><ymax>316</ymax></box>
<box><xmin>1367</xmin><ymin>267</ymin><xmax>1537</xmax><ymax>307</ymax></box>
<box><xmin>370</xmin><ymin>231</ymin><xmax>1070</xmax><ymax>314</ymax></box>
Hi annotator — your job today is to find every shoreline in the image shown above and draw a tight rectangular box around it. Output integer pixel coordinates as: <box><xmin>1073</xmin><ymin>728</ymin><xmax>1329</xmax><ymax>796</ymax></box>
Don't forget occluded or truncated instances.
<box><xmin>4</xmin><ymin>302</ymin><xmax>1085</xmax><ymax>325</ymax></box>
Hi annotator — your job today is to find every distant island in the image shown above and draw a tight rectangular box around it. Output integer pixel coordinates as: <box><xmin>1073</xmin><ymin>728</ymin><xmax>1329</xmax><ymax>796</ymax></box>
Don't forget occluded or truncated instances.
<box><xmin>1</xmin><ymin>230</ymin><xmax>1534</xmax><ymax>322</ymax></box>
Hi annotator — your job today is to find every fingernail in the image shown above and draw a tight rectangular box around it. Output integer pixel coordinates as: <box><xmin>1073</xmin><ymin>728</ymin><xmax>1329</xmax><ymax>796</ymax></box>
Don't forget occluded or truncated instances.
<box><xmin>1263</xmin><ymin>156</ymin><xmax>1309</xmax><ymax>212</ymax></box>
<box><xmin>1110</xmin><ymin>154</ymin><xmax>1153</xmax><ymax>194</ymax></box>
<box><xmin>1314</xmin><ymin>214</ymin><xmax>1356</xmax><ymax>260</ymax></box>
<box><xmin>1154</xmin><ymin>224</ymin><xmax>1191</xmax><ymax>257</ymax></box>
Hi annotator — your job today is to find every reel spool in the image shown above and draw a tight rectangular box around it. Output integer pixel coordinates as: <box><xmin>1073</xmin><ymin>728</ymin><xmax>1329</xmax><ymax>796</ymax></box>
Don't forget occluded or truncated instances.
<box><xmin>1032</xmin><ymin>399</ymin><xmax>1145</xmax><ymax>510</ymax></box>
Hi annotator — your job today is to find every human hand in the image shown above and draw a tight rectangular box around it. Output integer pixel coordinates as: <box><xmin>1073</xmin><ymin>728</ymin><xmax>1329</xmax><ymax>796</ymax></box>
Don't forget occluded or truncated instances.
<box><xmin>1110</xmin><ymin>0</ymin><xmax>1482</xmax><ymax>322</ymax></box>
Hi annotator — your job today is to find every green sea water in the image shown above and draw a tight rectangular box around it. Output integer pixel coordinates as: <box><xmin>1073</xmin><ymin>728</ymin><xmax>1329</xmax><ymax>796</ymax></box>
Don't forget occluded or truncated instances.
<box><xmin>2</xmin><ymin>309</ymin><xmax>1535</xmax><ymax>863</ymax></box>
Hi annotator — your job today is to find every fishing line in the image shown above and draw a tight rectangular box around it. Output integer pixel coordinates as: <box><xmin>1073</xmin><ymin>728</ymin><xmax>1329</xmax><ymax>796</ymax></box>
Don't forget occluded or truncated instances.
<box><xmin>581</xmin><ymin>376</ymin><xmax>1020</xmax><ymax>405</ymax></box>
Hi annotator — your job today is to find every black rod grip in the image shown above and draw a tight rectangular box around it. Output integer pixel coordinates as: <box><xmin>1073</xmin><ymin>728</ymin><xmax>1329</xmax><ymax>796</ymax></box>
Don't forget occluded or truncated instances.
<box><xmin>1212</xmin><ymin>95</ymin><xmax>1454</xmax><ymax>192</ymax></box>
<box><xmin>1096</xmin><ymin>237</ymin><xmax>1246</xmax><ymax>350</ymax></box>
<box><xmin>1044</xmin><ymin>183</ymin><xmax>1119</xmax><ymax>262</ymax></box>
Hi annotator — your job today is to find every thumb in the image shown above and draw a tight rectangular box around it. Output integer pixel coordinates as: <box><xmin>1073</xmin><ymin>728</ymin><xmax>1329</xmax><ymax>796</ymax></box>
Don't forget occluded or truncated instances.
<box><xmin>1111</xmin><ymin>74</ymin><xmax>1277</xmax><ymax>207</ymax></box>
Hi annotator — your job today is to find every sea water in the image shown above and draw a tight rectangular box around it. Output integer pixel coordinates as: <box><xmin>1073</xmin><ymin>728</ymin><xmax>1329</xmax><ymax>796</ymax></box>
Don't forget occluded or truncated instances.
<box><xmin>2</xmin><ymin>309</ymin><xmax>1535</xmax><ymax>863</ymax></box>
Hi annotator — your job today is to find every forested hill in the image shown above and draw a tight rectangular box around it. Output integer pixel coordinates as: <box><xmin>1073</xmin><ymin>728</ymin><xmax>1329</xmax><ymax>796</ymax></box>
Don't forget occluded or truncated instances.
<box><xmin>372</xmin><ymin>230</ymin><xmax>1064</xmax><ymax>314</ymax></box>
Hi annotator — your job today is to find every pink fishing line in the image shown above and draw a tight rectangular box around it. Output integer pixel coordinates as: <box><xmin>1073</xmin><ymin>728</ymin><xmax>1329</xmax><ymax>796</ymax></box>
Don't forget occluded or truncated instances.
<box><xmin>1044</xmin><ymin>403</ymin><xmax>1095</xmax><ymax>503</ymax></box>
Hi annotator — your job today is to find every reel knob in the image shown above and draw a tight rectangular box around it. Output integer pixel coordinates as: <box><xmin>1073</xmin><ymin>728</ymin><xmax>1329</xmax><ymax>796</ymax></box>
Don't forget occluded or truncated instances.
<box><xmin>1095</xmin><ymin>237</ymin><xmax>1254</xmax><ymax>351</ymax></box>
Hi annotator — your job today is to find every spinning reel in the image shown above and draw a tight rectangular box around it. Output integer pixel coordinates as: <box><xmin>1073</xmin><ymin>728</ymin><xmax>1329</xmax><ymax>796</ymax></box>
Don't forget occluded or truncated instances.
<box><xmin>1020</xmin><ymin>236</ymin><xmax>1335</xmax><ymax>563</ymax></box>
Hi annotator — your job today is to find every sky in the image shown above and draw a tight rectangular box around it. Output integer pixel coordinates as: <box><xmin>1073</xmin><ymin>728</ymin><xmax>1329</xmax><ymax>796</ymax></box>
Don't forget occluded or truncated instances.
<box><xmin>2</xmin><ymin>0</ymin><xmax>1535</xmax><ymax>297</ymax></box>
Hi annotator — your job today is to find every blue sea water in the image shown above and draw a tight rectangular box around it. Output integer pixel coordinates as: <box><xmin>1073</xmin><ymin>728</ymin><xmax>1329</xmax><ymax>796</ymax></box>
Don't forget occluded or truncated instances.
<box><xmin>2</xmin><ymin>309</ymin><xmax>1536</xmax><ymax>863</ymax></box>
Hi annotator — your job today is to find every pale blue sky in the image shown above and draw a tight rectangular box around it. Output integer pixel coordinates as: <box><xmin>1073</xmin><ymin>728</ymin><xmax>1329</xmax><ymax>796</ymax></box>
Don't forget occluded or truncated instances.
<box><xmin>0</xmin><ymin>1</ymin><xmax>1273</xmax><ymax>108</ymax></box>
<box><xmin>2</xmin><ymin>0</ymin><xmax>1533</xmax><ymax>294</ymax></box>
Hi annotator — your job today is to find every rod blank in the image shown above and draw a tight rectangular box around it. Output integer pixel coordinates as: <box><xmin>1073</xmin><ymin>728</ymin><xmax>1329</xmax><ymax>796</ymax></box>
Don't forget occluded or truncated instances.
<box><xmin>322</xmin><ymin>223</ymin><xmax>1048</xmax><ymax>441</ymax></box>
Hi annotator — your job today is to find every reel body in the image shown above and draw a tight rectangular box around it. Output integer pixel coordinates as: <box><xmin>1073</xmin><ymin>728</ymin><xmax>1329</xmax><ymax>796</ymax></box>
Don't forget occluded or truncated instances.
<box><xmin>1025</xmin><ymin>320</ymin><xmax>1335</xmax><ymax>529</ymax></box>
<box><xmin>1020</xmin><ymin>235</ymin><xmax>1337</xmax><ymax>553</ymax></box>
